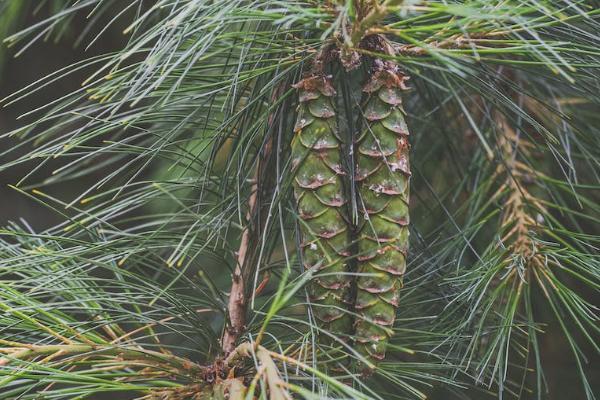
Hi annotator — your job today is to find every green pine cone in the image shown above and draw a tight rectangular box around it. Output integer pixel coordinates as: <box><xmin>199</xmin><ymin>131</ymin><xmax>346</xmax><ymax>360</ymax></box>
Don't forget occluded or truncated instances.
<box><xmin>292</xmin><ymin>75</ymin><xmax>353</xmax><ymax>338</ymax></box>
<box><xmin>354</xmin><ymin>65</ymin><xmax>410</xmax><ymax>366</ymax></box>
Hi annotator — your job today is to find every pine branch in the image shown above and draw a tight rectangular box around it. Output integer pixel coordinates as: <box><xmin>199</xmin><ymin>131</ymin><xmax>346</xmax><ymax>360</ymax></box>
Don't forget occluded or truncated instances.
<box><xmin>222</xmin><ymin>164</ymin><xmax>261</xmax><ymax>355</ymax></box>
<box><xmin>394</xmin><ymin>34</ymin><xmax>501</xmax><ymax>56</ymax></box>
<box><xmin>0</xmin><ymin>339</ymin><xmax>205</xmax><ymax>375</ymax></box>
<box><xmin>444</xmin><ymin>77</ymin><xmax>600</xmax><ymax>395</ymax></box>
<box><xmin>1</xmin><ymin>1</ymin><xmax>599</xmax><ymax>398</ymax></box>
<box><xmin>492</xmin><ymin>111</ymin><xmax>546</xmax><ymax>269</ymax></box>
<box><xmin>222</xmin><ymin>85</ymin><xmax>281</xmax><ymax>355</ymax></box>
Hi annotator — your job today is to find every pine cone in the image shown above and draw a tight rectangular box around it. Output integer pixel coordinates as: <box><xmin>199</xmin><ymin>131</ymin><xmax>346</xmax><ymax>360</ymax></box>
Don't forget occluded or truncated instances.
<box><xmin>292</xmin><ymin>75</ymin><xmax>353</xmax><ymax>337</ymax></box>
<box><xmin>354</xmin><ymin>64</ymin><xmax>410</xmax><ymax>366</ymax></box>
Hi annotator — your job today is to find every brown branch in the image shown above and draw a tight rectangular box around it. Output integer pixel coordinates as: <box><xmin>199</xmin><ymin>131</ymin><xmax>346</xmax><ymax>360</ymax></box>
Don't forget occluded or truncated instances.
<box><xmin>493</xmin><ymin>111</ymin><xmax>546</xmax><ymax>268</ymax></box>
<box><xmin>221</xmin><ymin>86</ymin><xmax>282</xmax><ymax>355</ymax></box>
<box><xmin>0</xmin><ymin>340</ymin><xmax>205</xmax><ymax>374</ymax></box>
<box><xmin>221</xmin><ymin>169</ymin><xmax>260</xmax><ymax>355</ymax></box>
<box><xmin>394</xmin><ymin>33</ymin><xmax>500</xmax><ymax>56</ymax></box>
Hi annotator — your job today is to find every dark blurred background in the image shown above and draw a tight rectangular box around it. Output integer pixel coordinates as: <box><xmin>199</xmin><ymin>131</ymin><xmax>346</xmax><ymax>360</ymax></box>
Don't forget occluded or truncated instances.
<box><xmin>0</xmin><ymin>5</ymin><xmax>128</xmax><ymax>230</ymax></box>
<box><xmin>0</xmin><ymin>5</ymin><xmax>597</xmax><ymax>400</ymax></box>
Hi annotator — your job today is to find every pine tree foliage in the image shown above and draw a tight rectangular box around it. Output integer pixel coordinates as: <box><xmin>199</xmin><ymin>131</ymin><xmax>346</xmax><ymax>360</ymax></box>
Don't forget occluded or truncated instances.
<box><xmin>0</xmin><ymin>1</ymin><xmax>599</xmax><ymax>399</ymax></box>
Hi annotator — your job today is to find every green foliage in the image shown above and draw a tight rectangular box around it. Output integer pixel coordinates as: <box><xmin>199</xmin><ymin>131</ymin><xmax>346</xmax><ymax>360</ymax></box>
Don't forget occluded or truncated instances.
<box><xmin>0</xmin><ymin>1</ymin><xmax>599</xmax><ymax>399</ymax></box>
<box><xmin>0</xmin><ymin>0</ymin><xmax>28</xmax><ymax>76</ymax></box>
